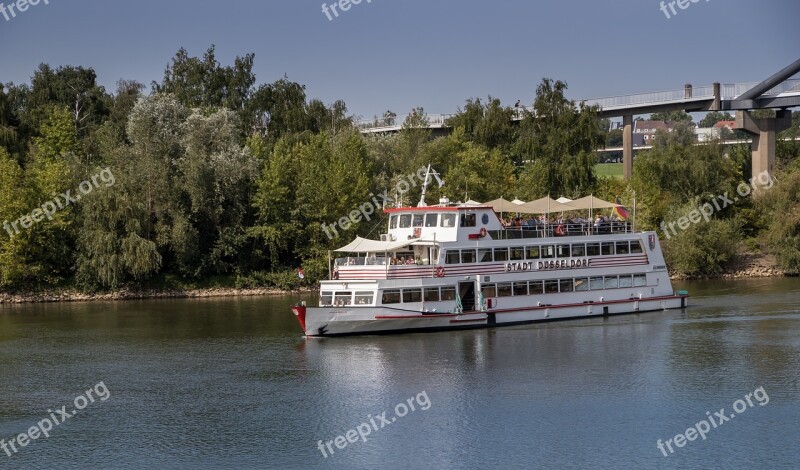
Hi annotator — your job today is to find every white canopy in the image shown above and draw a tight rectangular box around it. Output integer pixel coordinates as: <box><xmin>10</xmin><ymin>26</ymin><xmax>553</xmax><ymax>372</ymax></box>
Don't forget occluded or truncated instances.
<box><xmin>335</xmin><ymin>235</ymin><xmax>436</xmax><ymax>253</ymax></box>
<box><xmin>485</xmin><ymin>197</ymin><xmax>520</xmax><ymax>212</ymax></box>
<box><xmin>514</xmin><ymin>197</ymin><xmax>580</xmax><ymax>214</ymax></box>
<box><xmin>569</xmin><ymin>195</ymin><xmax>620</xmax><ymax>209</ymax></box>
<box><xmin>556</xmin><ymin>196</ymin><xmax>573</xmax><ymax>204</ymax></box>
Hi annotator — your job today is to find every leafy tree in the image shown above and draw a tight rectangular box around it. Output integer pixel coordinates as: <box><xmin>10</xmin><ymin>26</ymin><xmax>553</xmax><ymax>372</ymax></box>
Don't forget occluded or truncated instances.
<box><xmin>698</xmin><ymin>111</ymin><xmax>733</xmax><ymax>128</ymax></box>
<box><xmin>649</xmin><ymin>110</ymin><xmax>693</xmax><ymax>122</ymax></box>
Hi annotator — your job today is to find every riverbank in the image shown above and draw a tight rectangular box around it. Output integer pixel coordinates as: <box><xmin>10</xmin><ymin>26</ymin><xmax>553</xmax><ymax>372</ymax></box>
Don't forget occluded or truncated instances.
<box><xmin>669</xmin><ymin>252</ymin><xmax>787</xmax><ymax>280</ymax></box>
<box><xmin>0</xmin><ymin>286</ymin><xmax>316</xmax><ymax>304</ymax></box>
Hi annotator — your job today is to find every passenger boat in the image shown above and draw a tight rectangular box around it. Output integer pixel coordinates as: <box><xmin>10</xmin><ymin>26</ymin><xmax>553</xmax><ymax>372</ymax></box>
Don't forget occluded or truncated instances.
<box><xmin>291</xmin><ymin>170</ymin><xmax>688</xmax><ymax>337</ymax></box>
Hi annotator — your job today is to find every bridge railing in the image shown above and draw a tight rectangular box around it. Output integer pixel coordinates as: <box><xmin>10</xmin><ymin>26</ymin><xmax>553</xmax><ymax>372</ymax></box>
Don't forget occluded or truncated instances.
<box><xmin>582</xmin><ymin>85</ymin><xmax>716</xmax><ymax>110</ymax></box>
<box><xmin>356</xmin><ymin>113</ymin><xmax>456</xmax><ymax>131</ymax></box>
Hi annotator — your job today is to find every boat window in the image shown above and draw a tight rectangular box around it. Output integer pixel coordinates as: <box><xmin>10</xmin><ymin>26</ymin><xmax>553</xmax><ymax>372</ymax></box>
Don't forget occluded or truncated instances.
<box><xmin>445</xmin><ymin>251</ymin><xmax>460</xmax><ymax>264</ymax></box>
<box><xmin>334</xmin><ymin>292</ymin><xmax>352</xmax><ymax>306</ymax></box>
<box><xmin>461</xmin><ymin>249</ymin><xmax>476</xmax><ymax>264</ymax></box>
<box><xmin>616</xmin><ymin>241</ymin><xmax>630</xmax><ymax>255</ymax></box>
<box><xmin>493</xmin><ymin>248</ymin><xmax>508</xmax><ymax>262</ymax></box>
<box><xmin>513</xmin><ymin>282</ymin><xmax>528</xmax><ymax>296</ymax></box>
<box><xmin>630</xmin><ymin>240</ymin><xmax>644</xmax><ymax>254</ymax></box>
<box><xmin>390</xmin><ymin>215</ymin><xmax>398</xmax><ymax>229</ymax></box>
<box><xmin>572</xmin><ymin>244</ymin><xmax>586</xmax><ymax>257</ymax></box>
<box><xmin>574</xmin><ymin>278</ymin><xmax>589</xmax><ymax>291</ymax></box>
<box><xmin>529</xmin><ymin>280</ymin><xmax>544</xmax><ymax>294</ymax></box>
<box><xmin>601</xmin><ymin>242</ymin><xmax>615</xmax><ymax>256</ymax></box>
<box><xmin>510</xmin><ymin>247</ymin><xmax>524</xmax><ymax>261</ymax></box>
<box><xmin>559</xmin><ymin>279</ymin><xmax>574</xmax><ymax>293</ymax></box>
<box><xmin>557</xmin><ymin>245</ymin><xmax>571</xmax><ymax>258</ymax></box>
<box><xmin>320</xmin><ymin>292</ymin><xmax>333</xmax><ymax>306</ymax></box>
<box><xmin>590</xmin><ymin>277</ymin><xmax>604</xmax><ymax>290</ymax></box>
<box><xmin>586</xmin><ymin>243</ymin><xmax>600</xmax><ymax>257</ymax></box>
<box><xmin>604</xmin><ymin>275</ymin><xmax>619</xmax><ymax>289</ymax></box>
<box><xmin>412</xmin><ymin>214</ymin><xmax>424</xmax><ymax>227</ymax></box>
<box><xmin>482</xmin><ymin>284</ymin><xmax>496</xmax><ymax>298</ymax></box>
<box><xmin>399</xmin><ymin>214</ymin><xmax>412</xmax><ymax>228</ymax></box>
<box><xmin>424</xmin><ymin>287</ymin><xmax>440</xmax><ymax>302</ymax></box>
<box><xmin>441</xmin><ymin>213</ymin><xmax>456</xmax><ymax>227</ymax></box>
<box><xmin>440</xmin><ymin>286</ymin><xmax>456</xmax><ymax>300</ymax></box>
<box><xmin>382</xmin><ymin>290</ymin><xmax>401</xmax><ymax>304</ymax></box>
<box><xmin>541</xmin><ymin>245</ymin><xmax>555</xmax><ymax>259</ymax></box>
<box><xmin>633</xmin><ymin>274</ymin><xmax>647</xmax><ymax>287</ymax></box>
<box><xmin>544</xmin><ymin>280</ymin><xmax>559</xmax><ymax>294</ymax></box>
<box><xmin>619</xmin><ymin>275</ymin><xmax>633</xmax><ymax>288</ymax></box>
<box><xmin>425</xmin><ymin>213</ymin><xmax>438</xmax><ymax>227</ymax></box>
<box><xmin>497</xmin><ymin>283</ymin><xmax>513</xmax><ymax>297</ymax></box>
<box><xmin>526</xmin><ymin>246</ymin><xmax>540</xmax><ymax>259</ymax></box>
<box><xmin>478</xmin><ymin>249</ymin><xmax>492</xmax><ymax>263</ymax></box>
<box><xmin>403</xmin><ymin>289</ymin><xmax>422</xmax><ymax>303</ymax></box>
<box><xmin>460</xmin><ymin>213</ymin><xmax>477</xmax><ymax>227</ymax></box>
<box><xmin>355</xmin><ymin>291</ymin><xmax>374</xmax><ymax>305</ymax></box>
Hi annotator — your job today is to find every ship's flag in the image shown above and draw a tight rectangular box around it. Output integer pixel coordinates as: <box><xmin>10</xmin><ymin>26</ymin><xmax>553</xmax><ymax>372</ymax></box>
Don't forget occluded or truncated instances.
<box><xmin>297</xmin><ymin>268</ymin><xmax>305</xmax><ymax>280</ymax></box>
<box><xmin>612</xmin><ymin>197</ymin><xmax>629</xmax><ymax>221</ymax></box>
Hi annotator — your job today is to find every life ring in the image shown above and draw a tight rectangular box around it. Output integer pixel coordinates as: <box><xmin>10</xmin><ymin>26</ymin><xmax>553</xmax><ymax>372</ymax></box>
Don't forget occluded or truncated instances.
<box><xmin>555</xmin><ymin>224</ymin><xmax>566</xmax><ymax>236</ymax></box>
<box><xmin>434</xmin><ymin>266</ymin><xmax>445</xmax><ymax>278</ymax></box>
<box><xmin>479</xmin><ymin>227</ymin><xmax>487</xmax><ymax>237</ymax></box>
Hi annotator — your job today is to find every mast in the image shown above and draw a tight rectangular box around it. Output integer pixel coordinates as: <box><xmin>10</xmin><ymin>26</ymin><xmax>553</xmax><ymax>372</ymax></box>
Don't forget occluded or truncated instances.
<box><xmin>418</xmin><ymin>163</ymin><xmax>432</xmax><ymax>207</ymax></box>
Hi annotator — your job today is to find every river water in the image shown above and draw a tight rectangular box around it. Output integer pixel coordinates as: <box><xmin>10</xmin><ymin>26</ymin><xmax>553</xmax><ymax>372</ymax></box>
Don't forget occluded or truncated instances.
<box><xmin>0</xmin><ymin>278</ymin><xmax>798</xmax><ymax>469</ymax></box>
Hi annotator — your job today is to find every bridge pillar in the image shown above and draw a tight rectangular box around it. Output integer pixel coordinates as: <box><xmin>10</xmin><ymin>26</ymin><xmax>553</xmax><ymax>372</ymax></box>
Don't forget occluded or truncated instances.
<box><xmin>622</xmin><ymin>114</ymin><xmax>633</xmax><ymax>179</ymax></box>
<box><xmin>734</xmin><ymin>110</ymin><xmax>792</xmax><ymax>181</ymax></box>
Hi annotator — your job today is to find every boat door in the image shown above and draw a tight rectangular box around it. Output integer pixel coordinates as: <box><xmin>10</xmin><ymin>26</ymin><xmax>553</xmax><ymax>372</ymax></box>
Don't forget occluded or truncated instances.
<box><xmin>458</xmin><ymin>281</ymin><xmax>476</xmax><ymax>312</ymax></box>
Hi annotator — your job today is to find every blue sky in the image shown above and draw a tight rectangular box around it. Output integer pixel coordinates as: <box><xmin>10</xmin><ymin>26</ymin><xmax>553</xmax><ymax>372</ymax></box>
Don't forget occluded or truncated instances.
<box><xmin>1</xmin><ymin>0</ymin><xmax>798</xmax><ymax>120</ymax></box>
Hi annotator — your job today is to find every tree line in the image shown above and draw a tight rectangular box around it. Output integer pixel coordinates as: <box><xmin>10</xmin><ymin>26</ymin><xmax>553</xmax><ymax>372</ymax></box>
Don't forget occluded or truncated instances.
<box><xmin>1</xmin><ymin>46</ymin><xmax>798</xmax><ymax>291</ymax></box>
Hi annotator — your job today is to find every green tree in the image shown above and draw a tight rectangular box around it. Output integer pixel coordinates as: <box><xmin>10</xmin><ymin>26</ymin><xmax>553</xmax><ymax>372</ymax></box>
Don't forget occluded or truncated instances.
<box><xmin>698</xmin><ymin>111</ymin><xmax>733</xmax><ymax>128</ymax></box>
<box><xmin>649</xmin><ymin>110</ymin><xmax>693</xmax><ymax>122</ymax></box>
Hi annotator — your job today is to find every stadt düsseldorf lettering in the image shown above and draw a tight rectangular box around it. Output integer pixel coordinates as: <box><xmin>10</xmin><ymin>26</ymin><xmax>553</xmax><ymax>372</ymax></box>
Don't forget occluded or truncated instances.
<box><xmin>505</xmin><ymin>259</ymin><xmax>590</xmax><ymax>272</ymax></box>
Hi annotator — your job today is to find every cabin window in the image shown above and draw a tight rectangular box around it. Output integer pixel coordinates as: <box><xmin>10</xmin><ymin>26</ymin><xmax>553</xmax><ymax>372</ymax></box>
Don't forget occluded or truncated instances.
<box><xmin>557</xmin><ymin>245</ymin><xmax>571</xmax><ymax>258</ymax></box>
<box><xmin>601</xmin><ymin>242</ymin><xmax>615</xmax><ymax>256</ymax></box>
<box><xmin>390</xmin><ymin>215</ymin><xmax>398</xmax><ymax>229</ymax></box>
<box><xmin>424</xmin><ymin>287</ymin><xmax>440</xmax><ymax>302</ymax></box>
<box><xmin>355</xmin><ymin>291</ymin><xmax>374</xmax><ymax>305</ymax></box>
<box><xmin>403</xmin><ymin>289</ymin><xmax>422</xmax><ymax>303</ymax></box>
<box><xmin>590</xmin><ymin>276</ymin><xmax>604</xmax><ymax>290</ymax></box>
<box><xmin>633</xmin><ymin>274</ymin><xmax>647</xmax><ymax>287</ymax></box>
<box><xmin>529</xmin><ymin>280</ymin><xmax>544</xmax><ymax>294</ymax></box>
<box><xmin>559</xmin><ymin>279</ymin><xmax>574</xmax><ymax>293</ymax></box>
<box><xmin>382</xmin><ymin>290</ymin><xmax>401</xmax><ymax>304</ymax></box>
<box><xmin>482</xmin><ymin>284</ymin><xmax>496</xmax><ymax>298</ymax></box>
<box><xmin>513</xmin><ymin>282</ymin><xmax>528</xmax><ymax>296</ymax></box>
<box><xmin>399</xmin><ymin>214</ymin><xmax>412</xmax><ymax>228</ymax></box>
<box><xmin>541</xmin><ymin>245</ymin><xmax>555</xmax><ymax>259</ymax></box>
<box><xmin>572</xmin><ymin>244</ymin><xmax>586</xmax><ymax>257</ymax></box>
<box><xmin>630</xmin><ymin>241</ymin><xmax>644</xmax><ymax>254</ymax></box>
<box><xmin>618</xmin><ymin>275</ymin><xmax>633</xmax><ymax>288</ymax></box>
<box><xmin>460</xmin><ymin>213</ymin><xmax>477</xmax><ymax>227</ymax></box>
<box><xmin>320</xmin><ymin>292</ymin><xmax>333</xmax><ymax>306</ymax></box>
<box><xmin>412</xmin><ymin>214</ymin><xmax>424</xmax><ymax>227</ymax></box>
<box><xmin>478</xmin><ymin>249</ymin><xmax>493</xmax><ymax>263</ymax></box>
<box><xmin>586</xmin><ymin>243</ymin><xmax>600</xmax><ymax>256</ymax></box>
<box><xmin>446</xmin><ymin>251</ymin><xmax>460</xmax><ymax>264</ymax></box>
<box><xmin>526</xmin><ymin>246</ymin><xmax>540</xmax><ymax>259</ymax></box>
<box><xmin>574</xmin><ymin>278</ymin><xmax>589</xmax><ymax>291</ymax></box>
<box><xmin>440</xmin><ymin>286</ymin><xmax>456</xmax><ymax>300</ymax></box>
<box><xmin>494</xmin><ymin>248</ymin><xmax>508</xmax><ymax>262</ymax></box>
<box><xmin>544</xmin><ymin>280</ymin><xmax>559</xmax><ymax>294</ymax></box>
<box><xmin>510</xmin><ymin>247</ymin><xmax>524</xmax><ymax>261</ymax></box>
<box><xmin>497</xmin><ymin>283</ymin><xmax>513</xmax><ymax>297</ymax></box>
<box><xmin>425</xmin><ymin>213</ymin><xmax>438</xmax><ymax>227</ymax></box>
<box><xmin>461</xmin><ymin>249</ymin><xmax>476</xmax><ymax>264</ymax></box>
<box><xmin>616</xmin><ymin>241</ymin><xmax>630</xmax><ymax>255</ymax></box>
<box><xmin>604</xmin><ymin>276</ymin><xmax>619</xmax><ymax>289</ymax></box>
<box><xmin>334</xmin><ymin>292</ymin><xmax>352</xmax><ymax>306</ymax></box>
<box><xmin>441</xmin><ymin>214</ymin><xmax>456</xmax><ymax>227</ymax></box>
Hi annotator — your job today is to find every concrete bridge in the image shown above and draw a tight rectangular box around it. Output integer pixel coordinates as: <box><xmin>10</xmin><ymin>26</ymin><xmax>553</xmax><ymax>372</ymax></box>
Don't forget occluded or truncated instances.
<box><xmin>358</xmin><ymin>59</ymin><xmax>800</xmax><ymax>182</ymax></box>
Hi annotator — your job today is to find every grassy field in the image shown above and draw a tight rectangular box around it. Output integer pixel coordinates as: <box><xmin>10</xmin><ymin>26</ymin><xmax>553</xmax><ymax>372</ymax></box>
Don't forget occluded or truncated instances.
<box><xmin>595</xmin><ymin>163</ymin><xmax>624</xmax><ymax>178</ymax></box>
